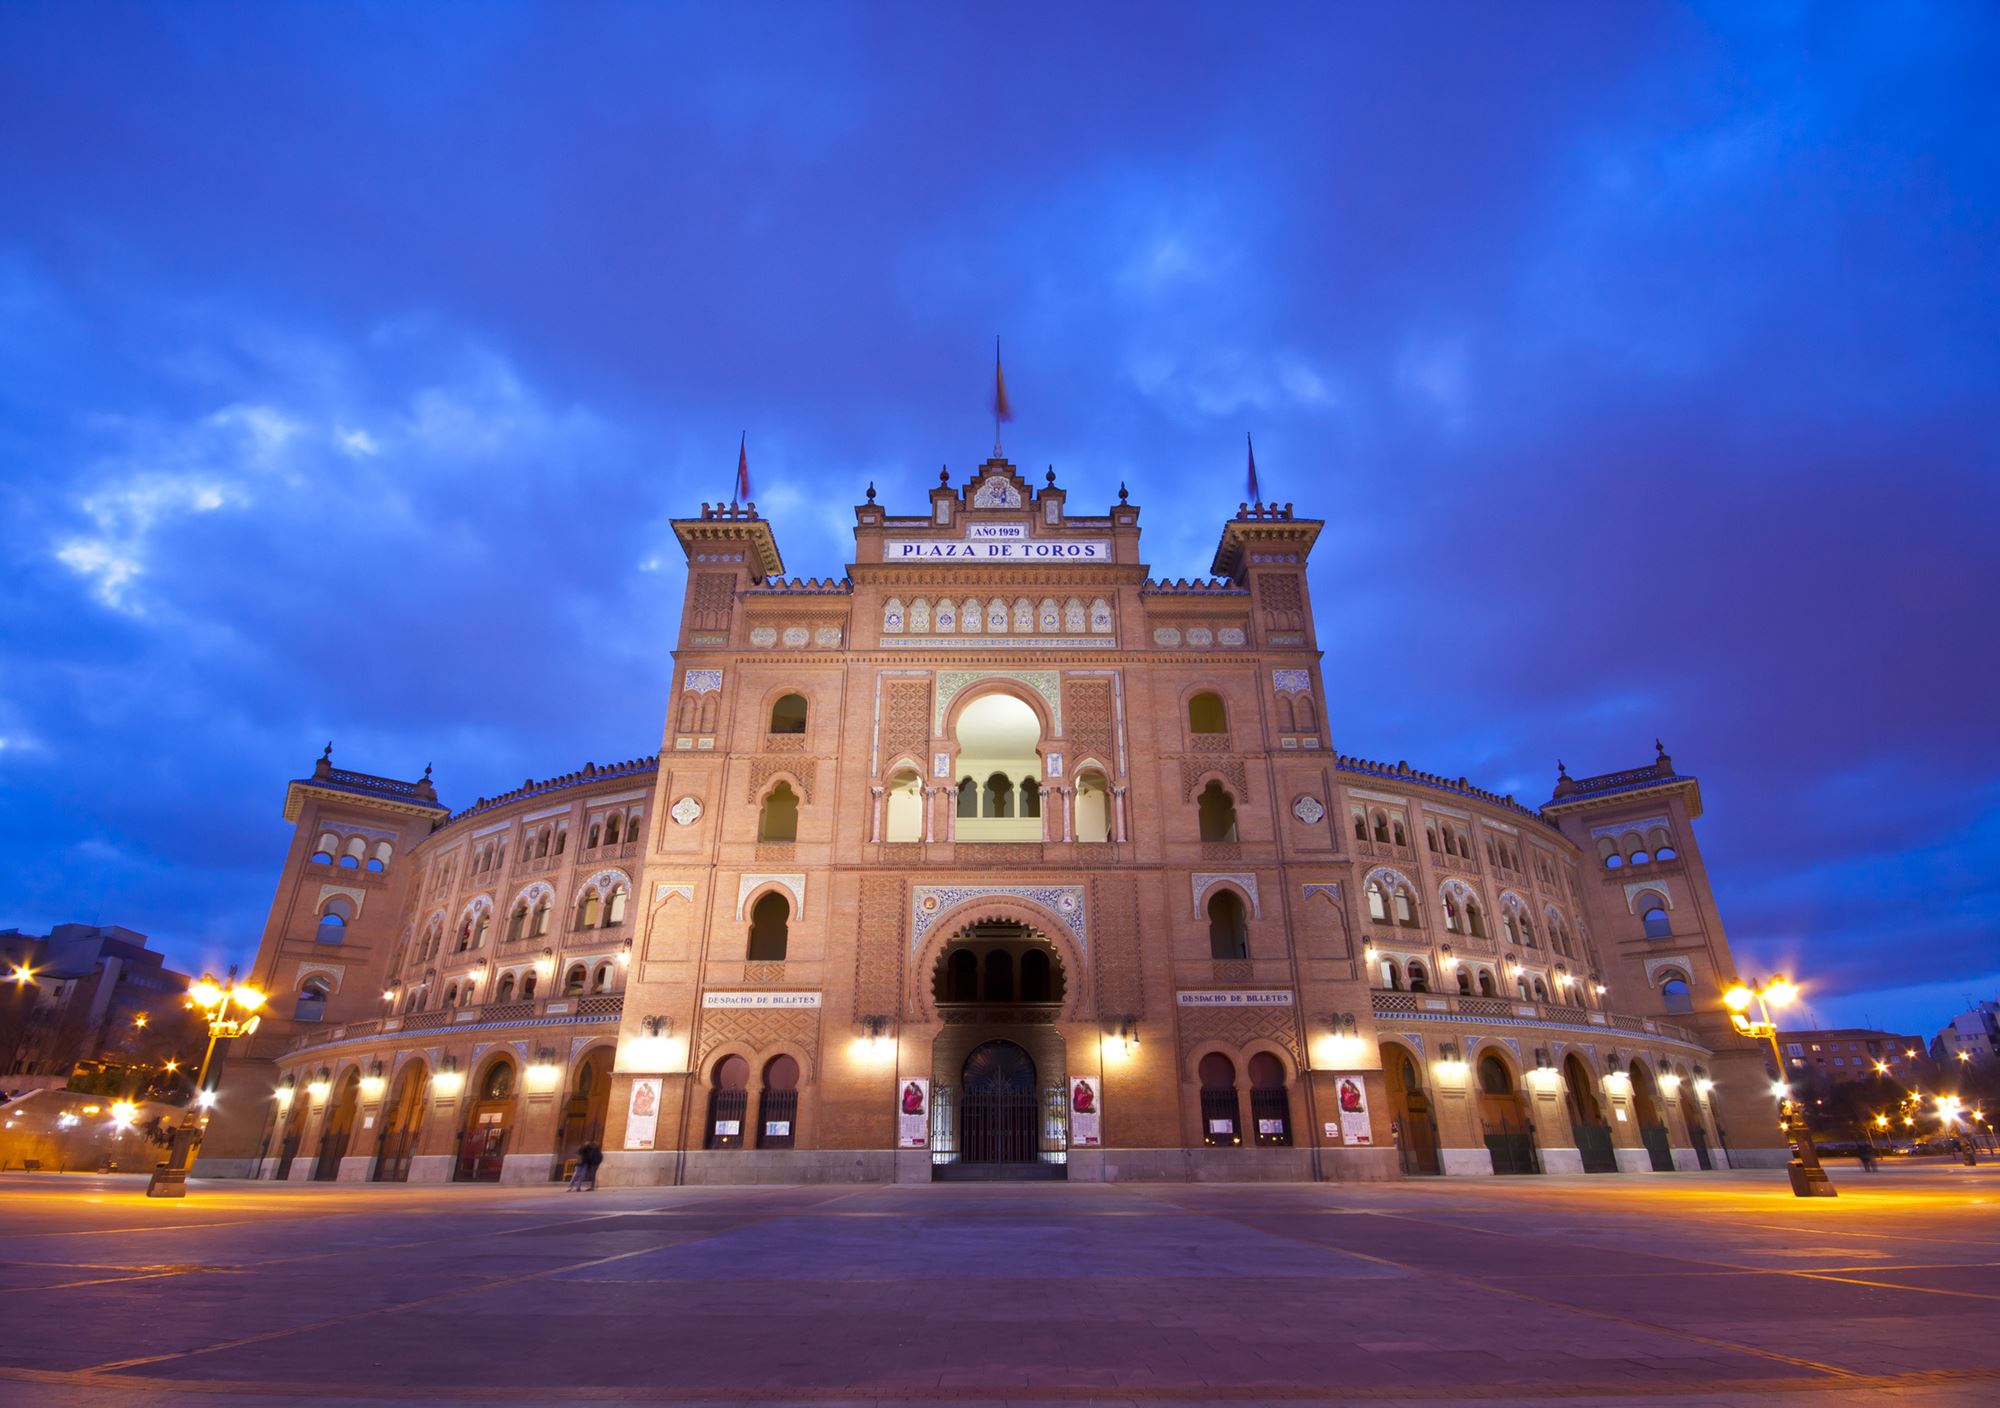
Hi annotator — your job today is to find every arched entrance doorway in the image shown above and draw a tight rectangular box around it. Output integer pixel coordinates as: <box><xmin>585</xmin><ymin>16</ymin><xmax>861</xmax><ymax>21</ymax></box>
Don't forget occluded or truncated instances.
<box><xmin>456</xmin><ymin>1057</ymin><xmax>516</xmax><ymax>1181</ymax></box>
<box><xmin>705</xmin><ymin>1055</ymin><xmax>750</xmax><ymax>1150</ymax></box>
<box><xmin>1476</xmin><ymin>1052</ymin><xmax>1539</xmax><ymax>1175</ymax></box>
<box><xmin>1382</xmin><ymin>1044</ymin><xmax>1440</xmax><ymax>1175</ymax></box>
<box><xmin>1563</xmin><ymin>1054</ymin><xmax>1616</xmax><ymax>1173</ymax></box>
<box><xmin>313</xmin><ymin>1071</ymin><xmax>361</xmax><ymax>1181</ymax></box>
<box><xmin>1630</xmin><ymin>1060</ymin><xmax>1674</xmax><ymax>1171</ymax></box>
<box><xmin>1671</xmin><ymin>1063</ymin><xmax>1713</xmax><ymax>1169</ymax></box>
<box><xmin>927</xmin><ymin>919</ymin><xmax>1068</xmax><ymax>1179</ymax></box>
<box><xmin>551</xmin><ymin>1047</ymin><xmax>612</xmax><ymax>1180</ymax></box>
<box><xmin>373</xmin><ymin>1061</ymin><xmax>428</xmax><ymax>1182</ymax></box>
<box><xmin>272</xmin><ymin>1083</ymin><xmax>311</xmax><ymax>1179</ymax></box>
<box><xmin>959</xmin><ymin>1040</ymin><xmax>1039</xmax><ymax>1165</ymax></box>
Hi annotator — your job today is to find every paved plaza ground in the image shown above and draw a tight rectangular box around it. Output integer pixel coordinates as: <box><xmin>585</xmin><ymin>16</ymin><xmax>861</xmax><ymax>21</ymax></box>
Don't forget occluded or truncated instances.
<box><xmin>0</xmin><ymin>1164</ymin><xmax>1995</xmax><ymax>1407</ymax></box>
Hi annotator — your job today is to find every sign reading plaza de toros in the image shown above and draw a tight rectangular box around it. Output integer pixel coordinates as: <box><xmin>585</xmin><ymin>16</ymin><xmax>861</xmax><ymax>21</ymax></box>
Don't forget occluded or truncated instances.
<box><xmin>884</xmin><ymin>524</ymin><xmax>1111</xmax><ymax>562</ymax></box>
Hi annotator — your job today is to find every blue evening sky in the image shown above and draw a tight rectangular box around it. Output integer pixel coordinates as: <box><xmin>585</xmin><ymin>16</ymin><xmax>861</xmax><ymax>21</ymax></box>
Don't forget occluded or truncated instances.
<box><xmin>1</xmin><ymin>4</ymin><xmax>1994</xmax><ymax>1037</ymax></box>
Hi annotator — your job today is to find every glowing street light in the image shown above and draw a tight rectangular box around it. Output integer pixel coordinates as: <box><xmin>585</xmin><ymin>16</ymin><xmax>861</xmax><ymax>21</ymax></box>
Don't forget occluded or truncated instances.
<box><xmin>1721</xmin><ymin>973</ymin><xmax>1834</xmax><ymax>1198</ymax></box>
<box><xmin>147</xmin><ymin>968</ymin><xmax>267</xmax><ymax>1199</ymax></box>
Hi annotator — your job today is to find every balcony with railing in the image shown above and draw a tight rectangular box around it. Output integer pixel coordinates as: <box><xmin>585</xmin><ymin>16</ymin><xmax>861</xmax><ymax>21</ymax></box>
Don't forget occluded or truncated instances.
<box><xmin>285</xmin><ymin>992</ymin><xmax>625</xmax><ymax>1056</ymax></box>
<box><xmin>1367</xmin><ymin>989</ymin><xmax>1701</xmax><ymax>1047</ymax></box>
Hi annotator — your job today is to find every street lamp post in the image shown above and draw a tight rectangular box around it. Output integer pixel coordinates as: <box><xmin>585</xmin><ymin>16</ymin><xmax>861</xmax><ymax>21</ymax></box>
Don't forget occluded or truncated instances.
<box><xmin>1722</xmin><ymin>975</ymin><xmax>1836</xmax><ymax>1198</ymax></box>
<box><xmin>145</xmin><ymin>970</ymin><xmax>265</xmax><ymax>1198</ymax></box>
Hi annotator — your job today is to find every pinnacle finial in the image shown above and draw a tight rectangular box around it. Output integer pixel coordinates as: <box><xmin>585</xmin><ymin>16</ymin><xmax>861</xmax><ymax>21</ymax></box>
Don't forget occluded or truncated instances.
<box><xmin>1556</xmin><ymin>759</ymin><xmax>1568</xmax><ymax>778</ymax></box>
<box><xmin>322</xmin><ymin>741</ymin><xmax>333</xmax><ymax>760</ymax></box>
<box><xmin>1118</xmin><ymin>482</ymin><xmax>1129</xmax><ymax>503</ymax></box>
<box><xmin>1655</xmin><ymin>738</ymin><xmax>1666</xmax><ymax>757</ymax></box>
<box><xmin>423</xmin><ymin>762</ymin><xmax>433</xmax><ymax>779</ymax></box>
<box><xmin>1045</xmin><ymin>466</ymin><xmax>1055</xmax><ymax>485</ymax></box>
<box><xmin>865</xmin><ymin>482</ymin><xmax>877</xmax><ymax>502</ymax></box>
<box><xmin>939</xmin><ymin>465</ymin><xmax>950</xmax><ymax>484</ymax></box>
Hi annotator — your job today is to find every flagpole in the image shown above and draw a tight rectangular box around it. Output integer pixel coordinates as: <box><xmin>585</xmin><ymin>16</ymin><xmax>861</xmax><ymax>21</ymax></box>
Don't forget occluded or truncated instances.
<box><xmin>994</xmin><ymin>336</ymin><xmax>1002</xmax><ymax>456</ymax></box>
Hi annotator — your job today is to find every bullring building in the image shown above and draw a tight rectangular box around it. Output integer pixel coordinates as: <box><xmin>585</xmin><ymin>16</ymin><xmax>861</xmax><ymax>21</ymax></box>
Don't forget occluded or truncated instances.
<box><xmin>202</xmin><ymin>458</ymin><xmax>1785</xmax><ymax>1184</ymax></box>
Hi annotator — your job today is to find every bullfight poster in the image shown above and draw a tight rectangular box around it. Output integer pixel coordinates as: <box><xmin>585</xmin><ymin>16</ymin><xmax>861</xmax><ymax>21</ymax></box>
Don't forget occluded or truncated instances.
<box><xmin>1070</xmin><ymin>1076</ymin><xmax>1100</xmax><ymax>1146</ymax></box>
<box><xmin>1336</xmin><ymin>1075</ymin><xmax>1372</xmax><ymax>1145</ymax></box>
<box><xmin>897</xmin><ymin>1077</ymin><xmax>929</xmax><ymax>1148</ymax></box>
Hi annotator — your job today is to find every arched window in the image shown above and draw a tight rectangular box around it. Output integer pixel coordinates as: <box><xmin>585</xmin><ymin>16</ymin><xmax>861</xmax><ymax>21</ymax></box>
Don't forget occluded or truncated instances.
<box><xmin>562</xmin><ymin>963</ymin><xmax>587</xmax><ymax>996</ymax></box>
<box><xmin>605</xmin><ymin>885</ymin><xmax>628</xmax><ymax>927</ymax></box>
<box><xmin>1641</xmin><ymin>904</ymin><xmax>1671</xmax><ymax>940</ymax></box>
<box><xmin>769</xmin><ymin>693</ymin><xmax>808</xmax><ymax>735</ymax></box>
<box><xmin>1073</xmin><ymin>770</ymin><xmax>1110</xmax><ymax>843</ymax></box>
<box><xmin>1393</xmin><ymin>888</ymin><xmax>1416</xmax><ymax>926</ymax></box>
<box><xmin>945</xmin><ymin>948</ymin><xmax>977</xmax><ymax>1002</ymax></box>
<box><xmin>1187</xmin><ymin>692</ymin><xmax>1228</xmax><ymax>735</ymax></box>
<box><xmin>1477</xmin><ymin>969</ymin><xmax>1497</xmax><ymax>997</ymax></box>
<box><xmin>593</xmin><ymin>962</ymin><xmax>615</xmax><ymax>993</ymax></box>
<box><xmin>1443</xmin><ymin>894</ymin><xmax>1460</xmax><ymax>933</ymax></box>
<box><xmin>1660</xmin><ymin>974</ymin><xmax>1694</xmax><ymax>1014</ymax></box>
<box><xmin>885</xmin><ymin>769</ymin><xmax>924</xmax><ymax>843</ymax></box>
<box><xmin>1196</xmin><ymin>781</ymin><xmax>1238</xmax><ymax>842</ymax></box>
<box><xmin>312</xmin><ymin>832</ymin><xmax>337</xmax><ymax>864</ymax></box>
<box><xmin>758</xmin><ymin>1055</ymin><xmax>800</xmax><ymax>1149</ymax></box>
<box><xmin>1199</xmin><ymin>1053</ymin><xmax>1240</xmax><ymax>1146</ymax></box>
<box><xmin>1021</xmin><ymin>948</ymin><xmax>1053</xmax><ymax>1002</ymax></box>
<box><xmin>604</xmin><ymin>813</ymin><xmax>622</xmax><ymax>846</ymax></box>
<box><xmin>366</xmin><ymin>840</ymin><xmax>389</xmax><ymax>873</ymax></box>
<box><xmin>1599</xmin><ymin>838</ymin><xmax>1623</xmax><ymax>870</ymax></box>
<box><xmin>1366</xmin><ymin>882</ymin><xmax>1389</xmax><ymax>923</ymax></box>
<box><xmin>1373</xmin><ymin>811</ymin><xmax>1390</xmax><ymax>843</ymax></box>
<box><xmin>342</xmin><ymin>836</ymin><xmax>366</xmax><ymax>869</ymax></box>
<box><xmin>1207</xmin><ymin>890</ymin><xmax>1248</xmax><ymax>960</ymax></box>
<box><xmin>315</xmin><ymin>897</ymin><xmax>353</xmax><ymax>946</ymax></box>
<box><xmin>983</xmin><ymin>949</ymin><xmax>1014</xmax><ymax>1002</ymax></box>
<box><xmin>747</xmin><ymin>892</ymin><xmax>789</xmax><ymax>961</ymax></box>
<box><xmin>1466</xmin><ymin>901</ymin><xmax>1487</xmax><ymax>939</ymax></box>
<box><xmin>982</xmin><ymin>771</ymin><xmax>1015</xmax><ymax>819</ymax></box>
<box><xmin>1479</xmin><ymin>1055</ymin><xmax>1513</xmax><ymax>1096</ymax></box>
<box><xmin>1019</xmin><ymin>776</ymin><xmax>1040</xmax><ymax>818</ymax></box>
<box><xmin>759</xmin><ymin>782</ymin><xmax>800</xmax><ymax>842</ymax></box>
<box><xmin>496</xmin><ymin>972</ymin><xmax>516</xmax><ymax>1002</ymax></box>
<box><xmin>474</xmin><ymin>913</ymin><xmax>490</xmax><ymax>948</ymax></box>
<box><xmin>481</xmin><ymin>1061</ymin><xmax>514</xmax><ymax>1101</ymax></box>
<box><xmin>1353</xmin><ymin>810</ymin><xmax>1368</xmax><ymax>842</ymax></box>
<box><xmin>956</xmin><ymin>777</ymin><xmax>979</xmax><ymax>817</ymax></box>
<box><xmin>1502</xmin><ymin>912</ymin><xmax>1519</xmax><ymax>945</ymax></box>
<box><xmin>575</xmin><ymin>891</ymin><xmax>600</xmax><ymax>930</ymax></box>
<box><xmin>1379</xmin><ymin>957</ymin><xmax>1403</xmax><ymax>990</ymax></box>
<box><xmin>1532</xmin><ymin>978</ymin><xmax>1548</xmax><ymax>1001</ymax></box>
<box><xmin>520</xmin><ymin>972</ymin><xmax>538</xmax><ymax>999</ymax></box>
<box><xmin>1407</xmin><ymin>961</ymin><xmax>1429</xmax><ymax>993</ymax></box>
<box><xmin>706</xmin><ymin>1055</ymin><xmax>749</xmax><ymax>1150</ymax></box>
<box><xmin>507</xmin><ymin>904</ymin><xmax>527</xmax><ymax>943</ymax></box>
<box><xmin>295</xmin><ymin>974</ymin><xmax>332</xmax><ymax>1022</ymax></box>
<box><xmin>531</xmin><ymin>897</ymin><xmax>551</xmax><ymax>937</ymax></box>
<box><xmin>1456</xmin><ymin>968</ymin><xmax>1473</xmax><ymax>995</ymax></box>
<box><xmin>1248</xmin><ymin>1052</ymin><xmax>1291</xmax><ymax>1146</ymax></box>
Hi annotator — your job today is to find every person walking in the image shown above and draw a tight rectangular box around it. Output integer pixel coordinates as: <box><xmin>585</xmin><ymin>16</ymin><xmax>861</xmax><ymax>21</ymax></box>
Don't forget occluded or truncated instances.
<box><xmin>567</xmin><ymin>1139</ymin><xmax>602</xmax><ymax>1191</ymax></box>
<box><xmin>1856</xmin><ymin>1141</ymin><xmax>1877</xmax><ymax>1172</ymax></box>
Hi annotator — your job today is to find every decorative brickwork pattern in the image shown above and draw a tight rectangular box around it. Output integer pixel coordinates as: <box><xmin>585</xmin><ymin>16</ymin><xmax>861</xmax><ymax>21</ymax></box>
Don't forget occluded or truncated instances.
<box><xmin>745</xmin><ymin>756</ymin><xmax>817</xmax><ymax>804</ymax></box>
<box><xmin>696</xmin><ymin>1007</ymin><xmax>821</xmax><ymax>1080</ymax></box>
<box><xmin>852</xmin><ymin>876</ymin><xmax>904</xmax><ymax>1020</ymax></box>
<box><xmin>883</xmin><ymin>680</ymin><xmax>932</xmax><ymax>768</ymax></box>
<box><xmin>1091</xmin><ymin>875</ymin><xmax>1143</xmax><ymax>1019</ymax></box>
<box><xmin>691</xmin><ymin>573</ymin><xmax>736</xmax><ymax>633</ymax></box>
<box><xmin>1064</xmin><ymin>678</ymin><xmax>1115</xmax><ymax>768</ymax></box>
<box><xmin>1258</xmin><ymin>573</ymin><xmax>1303</xmax><ymax>632</ymax></box>
<box><xmin>1181</xmin><ymin>756</ymin><xmax>1249</xmax><ymax>802</ymax></box>
<box><xmin>1176</xmin><ymin>1003</ymin><xmax>1302</xmax><ymax>1066</ymax></box>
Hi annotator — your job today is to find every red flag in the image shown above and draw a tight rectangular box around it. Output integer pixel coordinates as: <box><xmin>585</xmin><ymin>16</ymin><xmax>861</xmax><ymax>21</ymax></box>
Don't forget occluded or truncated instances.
<box><xmin>1246</xmin><ymin>432</ymin><xmax>1261</xmax><ymax>504</ymax></box>
<box><xmin>993</xmin><ymin>338</ymin><xmax>1014</xmax><ymax>424</ymax></box>
<box><xmin>735</xmin><ymin>433</ymin><xmax>751</xmax><ymax>503</ymax></box>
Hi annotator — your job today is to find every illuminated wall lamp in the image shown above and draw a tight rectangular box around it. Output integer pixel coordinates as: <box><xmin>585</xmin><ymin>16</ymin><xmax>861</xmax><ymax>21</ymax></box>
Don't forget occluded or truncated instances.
<box><xmin>617</xmin><ymin>938</ymin><xmax>633</xmax><ymax>967</ymax></box>
<box><xmin>431</xmin><ymin>1058</ymin><xmax>466</xmax><ymax>1098</ymax></box>
<box><xmin>525</xmin><ymin>1048</ymin><xmax>562</xmax><ymax>1092</ymax></box>
<box><xmin>1434</xmin><ymin>1041</ymin><xmax>1470</xmax><ymax>1079</ymax></box>
<box><xmin>1107</xmin><ymin>1017</ymin><xmax>1141</xmax><ymax>1058</ymax></box>
<box><xmin>274</xmin><ymin>1079</ymin><xmax>295</xmax><ymax>1110</ymax></box>
<box><xmin>305</xmin><ymin>1069</ymin><xmax>332</xmax><ymax>1101</ymax></box>
<box><xmin>858</xmin><ymin>1015</ymin><xmax>896</xmax><ymax>1058</ymax></box>
<box><xmin>359</xmin><ymin>1061</ymin><xmax>387</xmax><ymax>1099</ymax></box>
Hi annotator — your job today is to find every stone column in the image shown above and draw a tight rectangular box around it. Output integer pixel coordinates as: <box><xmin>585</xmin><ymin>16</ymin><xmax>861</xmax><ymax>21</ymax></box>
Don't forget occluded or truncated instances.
<box><xmin>869</xmin><ymin>784</ymin><xmax>885</xmax><ymax>843</ymax></box>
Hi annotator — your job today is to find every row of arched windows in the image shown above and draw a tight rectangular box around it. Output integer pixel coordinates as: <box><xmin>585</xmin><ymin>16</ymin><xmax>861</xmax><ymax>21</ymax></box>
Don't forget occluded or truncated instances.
<box><xmin>883</xmin><ymin>596</ymin><xmax>1113</xmax><ymax>637</ymax></box>
<box><xmin>1375</xmin><ymin>955</ymin><xmax>1571</xmax><ymax>1005</ymax></box>
<box><xmin>1367</xmin><ymin>879</ymin><xmax>1581</xmax><ymax>962</ymax></box>
<box><xmin>1599</xmin><ymin>826</ymin><xmax>1679</xmax><ymax>869</ymax></box>
<box><xmin>311</xmin><ymin>833</ymin><xmax>393</xmax><ymax>872</ymax></box>
<box><xmin>956</xmin><ymin>773</ymin><xmax>1041</xmax><ymax>819</ymax></box>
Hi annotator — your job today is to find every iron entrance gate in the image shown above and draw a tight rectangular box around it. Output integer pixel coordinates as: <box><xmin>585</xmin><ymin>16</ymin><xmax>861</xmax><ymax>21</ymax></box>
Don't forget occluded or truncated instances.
<box><xmin>1572</xmin><ymin>1121</ymin><xmax>1618</xmax><ymax>1173</ymax></box>
<box><xmin>1639</xmin><ymin>1123</ymin><xmax>1675</xmax><ymax>1172</ymax></box>
<box><xmin>930</xmin><ymin>1040</ymin><xmax>1067</xmax><ymax>1177</ymax></box>
<box><xmin>1482</xmin><ymin>1116</ymin><xmax>1541</xmax><ymax>1175</ymax></box>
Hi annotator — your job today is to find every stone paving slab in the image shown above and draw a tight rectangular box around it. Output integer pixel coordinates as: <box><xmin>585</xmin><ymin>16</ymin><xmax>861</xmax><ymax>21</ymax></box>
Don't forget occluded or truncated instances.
<box><xmin>0</xmin><ymin>1168</ymin><xmax>1997</xmax><ymax>1405</ymax></box>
